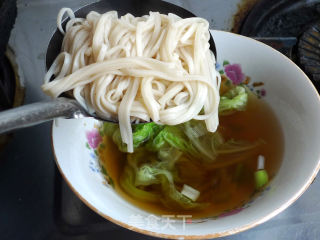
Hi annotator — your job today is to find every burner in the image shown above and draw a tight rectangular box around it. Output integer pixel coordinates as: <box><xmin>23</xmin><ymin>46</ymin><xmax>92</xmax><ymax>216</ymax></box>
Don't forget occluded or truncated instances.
<box><xmin>0</xmin><ymin>49</ymin><xmax>24</xmax><ymax>151</ymax></box>
<box><xmin>298</xmin><ymin>21</ymin><xmax>320</xmax><ymax>87</ymax></box>
<box><xmin>0</xmin><ymin>0</ymin><xmax>19</xmax><ymax>111</ymax></box>
<box><xmin>0</xmin><ymin>0</ymin><xmax>24</xmax><ymax>152</ymax></box>
<box><xmin>240</xmin><ymin>0</ymin><xmax>320</xmax><ymax>37</ymax></box>
<box><xmin>0</xmin><ymin>54</ymin><xmax>16</xmax><ymax>111</ymax></box>
<box><xmin>0</xmin><ymin>0</ymin><xmax>17</xmax><ymax>60</ymax></box>
<box><xmin>240</xmin><ymin>0</ymin><xmax>320</xmax><ymax>90</ymax></box>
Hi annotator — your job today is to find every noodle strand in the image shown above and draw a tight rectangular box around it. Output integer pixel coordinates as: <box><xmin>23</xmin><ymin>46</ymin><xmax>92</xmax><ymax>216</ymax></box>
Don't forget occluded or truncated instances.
<box><xmin>42</xmin><ymin>9</ymin><xmax>221</xmax><ymax>152</ymax></box>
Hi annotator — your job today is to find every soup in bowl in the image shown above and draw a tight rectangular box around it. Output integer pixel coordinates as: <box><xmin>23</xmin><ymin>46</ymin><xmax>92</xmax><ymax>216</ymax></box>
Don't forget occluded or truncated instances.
<box><xmin>52</xmin><ymin>30</ymin><xmax>320</xmax><ymax>239</ymax></box>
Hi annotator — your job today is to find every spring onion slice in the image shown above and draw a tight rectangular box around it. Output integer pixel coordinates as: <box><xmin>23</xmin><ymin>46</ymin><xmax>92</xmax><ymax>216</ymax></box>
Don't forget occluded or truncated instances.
<box><xmin>181</xmin><ymin>184</ymin><xmax>200</xmax><ymax>201</ymax></box>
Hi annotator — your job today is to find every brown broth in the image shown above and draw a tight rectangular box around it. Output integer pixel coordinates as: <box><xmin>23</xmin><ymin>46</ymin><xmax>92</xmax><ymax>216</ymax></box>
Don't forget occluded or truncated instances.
<box><xmin>98</xmin><ymin>95</ymin><xmax>284</xmax><ymax>219</ymax></box>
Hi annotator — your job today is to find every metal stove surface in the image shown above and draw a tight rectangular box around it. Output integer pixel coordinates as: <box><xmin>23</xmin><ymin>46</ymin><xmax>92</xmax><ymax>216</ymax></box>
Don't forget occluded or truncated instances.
<box><xmin>1</xmin><ymin>1</ymin><xmax>320</xmax><ymax>240</ymax></box>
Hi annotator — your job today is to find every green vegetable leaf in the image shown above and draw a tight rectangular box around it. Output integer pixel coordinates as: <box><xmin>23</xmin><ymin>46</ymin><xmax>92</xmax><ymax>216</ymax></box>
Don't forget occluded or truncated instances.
<box><xmin>120</xmin><ymin>165</ymin><xmax>160</xmax><ymax>203</ymax></box>
<box><xmin>223</xmin><ymin>60</ymin><xmax>230</xmax><ymax>66</ymax></box>
<box><xmin>157</xmin><ymin>147</ymin><xmax>182</xmax><ymax>170</ymax></box>
<box><xmin>163</xmin><ymin>126</ymin><xmax>193</xmax><ymax>152</ymax></box>
<box><xmin>135</xmin><ymin>164</ymin><xmax>173</xmax><ymax>186</ymax></box>
<box><xmin>103</xmin><ymin>122</ymin><xmax>164</xmax><ymax>152</ymax></box>
<box><xmin>217</xmin><ymin>139</ymin><xmax>264</xmax><ymax>155</ymax></box>
<box><xmin>112</xmin><ymin>128</ymin><xmax>128</xmax><ymax>152</ymax></box>
<box><xmin>160</xmin><ymin>176</ymin><xmax>205</xmax><ymax>210</ymax></box>
<box><xmin>219</xmin><ymin>86</ymin><xmax>248</xmax><ymax>115</ymax></box>
<box><xmin>134</xmin><ymin>161</ymin><xmax>204</xmax><ymax>209</ymax></box>
<box><xmin>103</xmin><ymin>122</ymin><xmax>118</xmax><ymax>137</ymax></box>
<box><xmin>146</xmin><ymin>125</ymin><xmax>199</xmax><ymax>157</ymax></box>
<box><xmin>133</xmin><ymin>122</ymin><xmax>164</xmax><ymax>149</ymax></box>
<box><xmin>183</xmin><ymin>121</ymin><xmax>222</xmax><ymax>161</ymax></box>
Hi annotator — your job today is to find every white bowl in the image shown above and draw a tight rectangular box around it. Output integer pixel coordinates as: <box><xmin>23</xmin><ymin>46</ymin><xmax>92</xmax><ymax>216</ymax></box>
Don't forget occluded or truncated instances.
<box><xmin>52</xmin><ymin>30</ymin><xmax>320</xmax><ymax>239</ymax></box>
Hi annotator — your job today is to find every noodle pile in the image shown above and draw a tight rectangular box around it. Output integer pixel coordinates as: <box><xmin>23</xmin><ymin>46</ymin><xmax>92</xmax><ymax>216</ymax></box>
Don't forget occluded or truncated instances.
<box><xmin>42</xmin><ymin>8</ymin><xmax>221</xmax><ymax>152</ymax></box>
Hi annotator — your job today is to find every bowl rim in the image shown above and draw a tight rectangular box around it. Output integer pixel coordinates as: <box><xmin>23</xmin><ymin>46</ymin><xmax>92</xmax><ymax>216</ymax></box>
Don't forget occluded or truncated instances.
<box><xmin>51</xmin><ymin>30</ymin><xmax>320</xmax><ymax>239</ymax></box>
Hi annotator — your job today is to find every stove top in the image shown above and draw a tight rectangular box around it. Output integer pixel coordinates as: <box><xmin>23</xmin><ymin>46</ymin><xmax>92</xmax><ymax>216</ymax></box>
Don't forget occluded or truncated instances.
<box><xmin>240</xmin><ymin>0</ymin><xmax>320</xmax><ymax>89</ymax></box>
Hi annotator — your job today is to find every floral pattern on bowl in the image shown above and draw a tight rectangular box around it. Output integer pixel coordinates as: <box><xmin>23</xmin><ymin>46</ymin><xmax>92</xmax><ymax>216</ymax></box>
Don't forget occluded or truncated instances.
<box><xmin>85</xmin><ymin>126</ymin><xmax>114</xmax><ymax>188</ymax></box>
<box><xmin>217</xmin><ymin>60</ymin><xmax>266</xmax><ymax>98</ymax></box>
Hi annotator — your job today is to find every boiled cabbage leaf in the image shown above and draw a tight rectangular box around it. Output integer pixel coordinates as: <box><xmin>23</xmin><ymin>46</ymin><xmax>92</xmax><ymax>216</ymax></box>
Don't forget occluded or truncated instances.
<box><xmin>219</xmin><ymin>86</ymin><xmax>248</xmax><ymax>115</ymax></box>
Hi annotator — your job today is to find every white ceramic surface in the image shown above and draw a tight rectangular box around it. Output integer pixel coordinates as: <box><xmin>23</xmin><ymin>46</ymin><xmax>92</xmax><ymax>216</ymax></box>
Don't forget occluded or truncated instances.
<box><xmin>52</xmin><ymin>30</ymin><xmax>320</xmax><ymax>239</ymax></box>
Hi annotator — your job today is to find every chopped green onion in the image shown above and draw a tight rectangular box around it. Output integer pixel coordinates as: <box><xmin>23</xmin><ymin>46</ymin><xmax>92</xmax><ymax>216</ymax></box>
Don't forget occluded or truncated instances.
<box><xmin>181</xmin><ymin>184</ymin><xmax>200</xmax><ymax>201</ymax></box>
<box><xmin>255</xmin><ymin>170</ymin><xmax>268</xmax><ymax>189</ymax></box>
<box><xmin>255</xmin><ymin>155</ymin><xmax>268</xmax><ymax>189</ymax></box>
<box><xmin>257</xmin><ymin>155</ymin><xmax>265</xmax><ymax>170</ymax></box>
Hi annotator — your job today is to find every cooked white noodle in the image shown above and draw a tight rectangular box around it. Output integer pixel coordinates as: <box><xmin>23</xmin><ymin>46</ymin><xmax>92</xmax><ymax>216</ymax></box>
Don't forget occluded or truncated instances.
<box><xmin>42</xmin><ymin>9</ymin><xmax>221</xmax><ymax>152</ymax></box>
